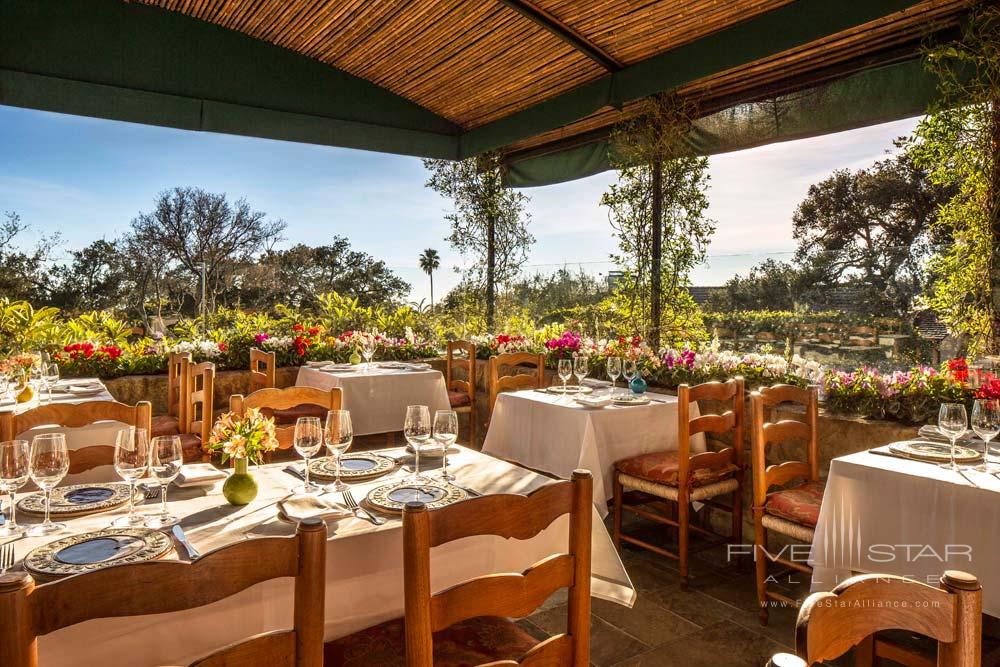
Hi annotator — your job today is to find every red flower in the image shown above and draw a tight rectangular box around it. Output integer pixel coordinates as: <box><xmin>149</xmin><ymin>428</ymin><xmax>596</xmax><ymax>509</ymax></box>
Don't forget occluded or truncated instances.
<box><xmin>97</xmin><ymin>345</ymin><xmax>123</xmax><ymax>360</ymax></box>
<box><xmin>947</xmin><ymin>357</ymin><xmax>969</xmax><ymax>383</ymax></box>
<box><xmin>217</xmin><ymin>342</ymin><xmax>227</xmax><ymax>353</ymax></box>
<box><xmin>308</xmin><ymin>326</ymin><xmax>320</xmax><ymax>337</ymax></box>
<box><xmin>292</xmin><ymin>324</ymin><xmax>305</xmax><ymax>333</ymax></box>
<box><xmin>977</xmin><ymin>375</ymin><xmax>1000</xmax><ymax>400</ymax></box>
<box><xmin>293</xmin><ymin>335</ymin><xmax>309</xmax><ymax>357</ymax></box>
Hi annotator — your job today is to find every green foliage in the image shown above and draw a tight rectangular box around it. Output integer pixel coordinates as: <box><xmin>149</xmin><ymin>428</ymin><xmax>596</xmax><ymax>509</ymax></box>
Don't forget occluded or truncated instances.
<box><xmin>0</xmin><ymin>298</ymin><xmax>62</xmax><ymax>354</ymax></box>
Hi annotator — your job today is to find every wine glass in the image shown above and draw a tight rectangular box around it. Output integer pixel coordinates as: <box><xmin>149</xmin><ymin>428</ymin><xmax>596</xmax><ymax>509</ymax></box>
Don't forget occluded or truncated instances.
<box><xmin>293</xmin><ymin>417</ymin><xmax>323</xmax><ymax>493</ymax></box>
<box><xmin>972</xmin><ymin>399</ymin><xmax>1000</xmax><ymax>472</ymax></box>
<box><xmin>606</xmin><ymin>357</ymin><xmax>622</xmax><ymax>396</ymax></box>
<box><xmin>324</xmin><ymin>410</ymin><xmax>353</xmax><ymax>492</ymax></box>
<box><xmin>113</xmin><ymin>427</ymin><xmax>151</xmax><ymax>527</ymax></box>
<box><xmin>433</xmin><ymin>410</ymin><xmax>459</xmax><ymax>482</ymax></box>
<box><xmin>574</xmin><ymin>355</ymin><xmax>589</xmax><ymax>386</ymax></box>
<box><xmin>0</xmin><ymin>440</ymin><xmax>29</xmax><ymax>537</ymax></box>
<box><xmin>557</xmin><ymin>358</ymin><xmax>573</xmax><ymax>394</ymax></box>
<box><xmin>937</xmin><ymin>403</ymin><xmax>968</xmax><ymax>471</ymax></box>
<box><xmin>0</xmin><ymin>373</ymin><xmax>10</xmax><ymax>402</ymax></box>
<box><xmin>403</xmin><ymin>405</ymin><xmax>431</xmax><ymax>484</ymax></box>
<box><xmin>30</xmin><ymin>365</ymin><xmax>44</xmax><ymax>400</ymax></box>
<box><xmin>44</xmin><ymin>363</ymin><xmax>60</xmax><ymax>403</ymax></box>
<box><xmin>623</xmin><ymin>359</ymin><xmax>637</xmax><ymax>388</ymax></box>
<box><xmin>147</xmin><ymin>435</ymin><xmax>183</xmax><ymax>527</ymax></box>
<box><xmin>29</xmin><ymin>433</ymin><xmax>70</xmax><ymax>535</ymax></box>
<box><xmin>362</xmin><ymin>334</ymin><xmax>376</xmax><ymax>371</ymax></box>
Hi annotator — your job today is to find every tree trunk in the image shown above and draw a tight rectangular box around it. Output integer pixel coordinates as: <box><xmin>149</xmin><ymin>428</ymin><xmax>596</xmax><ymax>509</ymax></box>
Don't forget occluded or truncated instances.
<box><xmin>989</xmin><ymin>96</ymin><xmax>1000</xmax><ymax>354</ymax></box>
<box><xmin>487</xmin><ymin>207</ymin><xmax>496</xmax><ymax>331</ymax></box>
<box><xmin>430</xmin><ymin>273</ymin><xmax>435</xmax><ymax>313</ymax></box>
<box><xmin>650</xmin><ymin>160</ymin><xmax>664</xmax><ymax>349</ymax></box>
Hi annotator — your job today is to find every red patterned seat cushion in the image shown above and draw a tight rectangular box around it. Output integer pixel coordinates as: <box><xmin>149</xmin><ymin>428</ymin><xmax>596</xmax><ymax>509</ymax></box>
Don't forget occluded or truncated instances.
<box><xmin>448</xmin><ymin>390</ymin><xmax>472</xmax><ymax>408</ymax></box>
<box><xmin>615</xmin><ymin>450</ymin><xmax>738</xmax><ymax>487</ymax></box>
<box><xmin>324</xmin><ymin>616</ymin><xmax>538</xmax><ymax>667</ymax></box>
<box><xmin>177</xmin><ymin>433</ymin><xmax>204</xmax><ymax>463</ymax></box>
<box><xmin>765</xmin><ymin>480</ymin><xmax>825</xmax><ymax>528</ymax></box>
<box><xmin>151</xmin><ymin>415</ymin><xmax>180</xmax><ymax>437</ymax></box>
<box><xmin>269</xmin><ymin>404</ymin><xmax>329</xmax><ymax>425</ymax></box>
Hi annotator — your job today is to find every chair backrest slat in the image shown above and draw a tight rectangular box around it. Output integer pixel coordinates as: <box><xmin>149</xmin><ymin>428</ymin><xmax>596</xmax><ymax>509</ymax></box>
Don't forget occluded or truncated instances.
<box><xmin>794</xmin><ymin>571</ymin><xmax>981</xmax><ymax>666</ymax></box>
<box><xmin>446</xmin><ymin>341</ymin><xmax>476</xmax><ymax>401</ymax></box>
<box><xmin>676</xmin><ymin>378</ymin><xmax>744</xmax><ymax>484</ymax></box>
<box><xmin>184</xmin><ymin>362</ymin><xmax>215</xmax><ymax>444</ymax></box>
<box><xmin>488</xmin><ymin>352</ymin><xmax>545</xmax><ymax>420</ymax></box>
<box><xmin>0</xmin><ymin>519</ymin><xmax>326</xmax><ymax>667</ymax></box>
<box><xmin>0</xmin><ymin>401</ymin><xmax>152</xmax><ymax>474</ymax></box>
<box><xmin>404</xmin><ymin>470</ymin><xmax>592</xmax><ymax>667</ymax></box>
<box><xmin>250</xmin><ymin>348</ymin><xmax>276</xmax><ymax>393</ymax></box>
<box><xmin>167</xmin><ymin>352</ymin><xmax>192</xmax><ymax>421</ymax></box>
<box><xmin>190</xmin><ymin>631</ymin><xmax>296</xmax><ymax>667</ymax></box>
<box><xmin>751</xmin><ymin>384</ymin><xmax>819</xmax><ymax>507</ymax></box>
<box><xmin>231</xmin><ymin>386</ymin><xmax>342</xmax><ymax>450</ymax></box>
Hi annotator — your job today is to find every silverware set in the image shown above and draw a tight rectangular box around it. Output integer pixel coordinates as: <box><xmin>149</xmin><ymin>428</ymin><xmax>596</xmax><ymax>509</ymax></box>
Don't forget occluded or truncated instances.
<box><xmin>0</xmin><ymin>541</ymin><xmax>14</xmax><ymax>574</ymax></box>
<box><xmin>342</xmin><ymin>489</ymin><xmax>384</xmax><ymax>525</ymax></box>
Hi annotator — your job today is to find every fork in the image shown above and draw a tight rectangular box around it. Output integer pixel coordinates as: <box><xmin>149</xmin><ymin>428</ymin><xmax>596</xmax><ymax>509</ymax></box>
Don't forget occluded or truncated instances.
<box><xmin>342</xmin><ymin>489</ymin><xmax>384</xmax><ymax>525</ymax></box>
<box><xmin>143</xmin><ymin>484</ymin><xmax>161</xmax><ymax>500</ymax></box>
<box><xmin>0</xmin><ymin>542</ymin><xmax>14</xmax><ymax>574</ymax></box>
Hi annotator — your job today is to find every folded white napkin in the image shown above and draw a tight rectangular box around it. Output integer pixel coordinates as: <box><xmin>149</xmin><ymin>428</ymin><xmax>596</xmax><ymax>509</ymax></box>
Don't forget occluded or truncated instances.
<box><xmin>278</xmin><ymin>494</ymin><xmax>352</xmax><ymax>522</ymax></box>
<box><xmin>581</xmin><ymin>378</ymin><xmax>612</xmax><ymax>388</ymax></box>
<box><xmin>174</xmin><ymin>464</ymin><xmax>227</xmax><ymax>487</ymax></box>
<box><xmin>575</xmin><ymin>395</ymin><xmax>611</xmax><ymax>408</ymax></box>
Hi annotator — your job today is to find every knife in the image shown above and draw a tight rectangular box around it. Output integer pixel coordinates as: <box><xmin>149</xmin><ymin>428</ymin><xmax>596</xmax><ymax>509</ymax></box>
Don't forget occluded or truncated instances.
<box><xmin>171</xmin><ymin>524</ymin><xmax>201</xmax><ymax>561</ymax></box>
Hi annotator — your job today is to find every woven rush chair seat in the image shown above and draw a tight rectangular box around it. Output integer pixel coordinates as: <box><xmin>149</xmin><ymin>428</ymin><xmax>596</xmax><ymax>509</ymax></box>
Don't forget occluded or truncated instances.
<box><xmin>764</xmin><ymin>480</ymin><xmax>824</xmax><ymax>528</ymax></box>
<box><xmin>151</xmin><ymin>414</ymin><xmax>181</xmax><ymax>437</ymax></box>
<box><xmin>761</xmin><ymin>513</ymin><xmax>815</xmax><ymax>543</ymax></box>
<box><xmin>323</xmin><ymin>616</ymin><xmax>538</xmax><ymax>667</ymax></box>
<box><xmin>618</xmin><ymin>472</ymin><xmax>739</xmax><ymax>503</ymax></box>
<box><xmin>448</xmin><ymin>390</ymin><xmax>472</xmax><ymax>408</ymax></box>
<box><xmin>616</xmin><ymin>450</ymin><xmax>739</xmax><ymax>488</ymax></box>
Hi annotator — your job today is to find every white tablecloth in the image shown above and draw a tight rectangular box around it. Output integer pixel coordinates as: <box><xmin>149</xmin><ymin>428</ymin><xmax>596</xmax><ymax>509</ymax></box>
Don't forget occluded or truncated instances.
<box><xmin>809</xmin><ymin>449</ymin><xmax>1000</xmax><ymax>616</ymax></box>
<box><xmin>2</xmin><ymin>379</ymin><xmax>125</xmax><ymax>485</ymax></box>
<box><xmin>295</xmin><ymin>365</ymin><xmax>450</xmax><ymax>436</ymax></box>
<box><xmin>482</xmin><ymin>389</ymin><xmax>706</xmax><ymax>515</ymax></box>
<box><xmin>6</xmin><ymin>446</ymin><xmax>634</xmax><ymax>666</ymax></box>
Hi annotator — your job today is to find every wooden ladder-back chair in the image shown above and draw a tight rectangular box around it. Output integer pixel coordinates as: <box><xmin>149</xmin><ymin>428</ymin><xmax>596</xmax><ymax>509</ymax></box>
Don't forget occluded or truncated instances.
<box><xmin>446</xmin><ymin>340</ymin><xmax>476</xmax><ymax>444</ymax></box>
<box><xmin>180</xmin><ymin>361</ymin><xmax>215</xmax><ymax>462</ymax></box>
<box><xmin>323</xmin><ymin>470</ymin><xmax>593</xmax><ymax>667</ymax></box>
<box><xmin>153</xmin><ymin>352</ymin><xmax>191</xmax><ymax>438</ymax></box>
<box><xmin>230</xmin><ymin>386</ymin><xmax>342</xmax><ymax>453</ymax></box>
<box><xmin>767</xmin><ymin>570</ymin><xmax>982</xmax><ymax>667</ymax></box>
<box><xmin>0</xmin><ymin>401</ymin><xmax>152</xmax><ymax>477</ymax></box>
<box><xmin>613</xmin><ymin>378</ymin><xmax>745</xmax><ymax>588</ymax></box>
<box><xmin>250</xmin><ymin>348</ymin><xmax>276</xmax><ymax>393</ymax></box>
<box><xmin>0</xmin><ymin>518</ymin><xmax>327</xmax><ymax>667</ymax></box>
<box><xmin>487</xmin><ymin>352</ymin><xmax>545</xmax><ymax>422</ymax></box>
<box><xmin>751</xmin><ymin>384</ymin><xmax>822</xmax><ymax>626</ymax></box>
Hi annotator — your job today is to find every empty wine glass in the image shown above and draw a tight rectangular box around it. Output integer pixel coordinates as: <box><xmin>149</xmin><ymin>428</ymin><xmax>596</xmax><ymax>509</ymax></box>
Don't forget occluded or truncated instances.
<box><xmin>113</xmin><ymin>427</ymin><xmax>151</xmax><ymax>527</ymax></box>
<box><xmin>44</xmin><ymin>363</ymin><xmax>59</xmax><ymax>403</ymax></box>
<box><xmin>403</xmin><ymin>405</ymin><xmax>431</xmax><ymax>484</ymax></box>
<box><xmin>433</xmin><ymin>410</ymin><xmax>459</xmax><ymax>482</ymax></box>
<box><xmin>937</xmin><ymin>403</ymin><xmax>968</xmax><ymax>471</ymax></box>
<box><xmin>148</xmin><ymin>435</ymin><xmax>183</xmax><ymax>527</ymax></box>
<box><xmin>362</xmin><ymin>334</ymin><xmax>377</xmax><ymax>371</ymax></box>
<box><xmin>0</xmin><ymin>373</ymin><xmax>10</xmax><ymax>402</ymax></box>
<box><xmin>293</xmin><ymin>416</ymin><xmax>323</xmax><ymax>493</ymax></box>
<box><xmin>29</xmin><ymin>433</ymin><xmax>70</xmax><ymax>535</ymax></box>
<box><xmin>607</xmin><ymin>357</ymin><xmax>622</xmax><ymax>396</ymax></box>
<box><xmin>623</xmin><ymin>359</ymin><xmax>637</xmax><ymax>387</ymax></box>
<box><xmin>0</xmin><ymin>440</ymin><xmax>29</xmax><ymax>537</ymax></box>
<box><xmin>557</xmin><ymin>358</ymin><xmax>573</xmax><ymax>394</ymax></box>
<box><xmin>324</xmin><ymin>410</ymin><xmax>353</xmax><ymax>492</ymax></box>
<box><xmin>972</xmin><ymin>399</ymin><xmax>1000</xmax><ymax>472</ymax></box>
<box><xmin>574</xmin><ymin>355</ymin><xmax>588</xmax><ymax>386</ymax></box>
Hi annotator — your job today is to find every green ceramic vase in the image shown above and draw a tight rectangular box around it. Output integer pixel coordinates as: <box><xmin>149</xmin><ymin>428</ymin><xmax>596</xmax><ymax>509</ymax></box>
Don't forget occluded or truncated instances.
<box><xmin>223</xmin><ymin>458</ymin><xmax>258</xmax><ymax>506</ymax></box>
<box><xmin>349</xmin><ymin>350</ymin><xmax>362</xmax><ymax>365</ymax></box>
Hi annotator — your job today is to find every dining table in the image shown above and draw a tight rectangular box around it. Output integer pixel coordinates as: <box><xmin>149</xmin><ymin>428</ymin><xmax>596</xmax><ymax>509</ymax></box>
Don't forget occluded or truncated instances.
<box><xmin>6</xmin><ymin>445</ymin><xmax>635</xmax><ymax>666</ymax></box>
<box><xmin>295</xmin><ymin>362</ymin><xmax>450</xmax><ymax>436</ymax></box>
<box><xmin>482</xmin><ymin>388</ymin><xmax>706</xmax><ymax>516</ymax></box>
<box><xmin>809</xmin><ymin>445</ymin><xmax>1000</xmax><ymax>617</ymax></box>
<box><xmin>1</xmin><ymin>378</ymin><xmax>124</xmax><ymax>485</ymax></box>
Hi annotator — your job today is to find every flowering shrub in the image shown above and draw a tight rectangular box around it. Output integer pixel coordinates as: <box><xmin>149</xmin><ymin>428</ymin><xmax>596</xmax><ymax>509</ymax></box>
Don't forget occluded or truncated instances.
<box><xmin>544</xmin><ymin>331</ymin><xmax>582</xmax><ymax>359</ymax></box>
<box><xmin>822</xmin><ymin>365</ymin><xmax>966</xmax><ymax>423</ymax></box>
<box><xmin>653</xmin><ymin>340</ymin><xmax>815</xmax><ymax>389</ymax></box>
<box><xmin>471</xmin><ymin>334</ymin><xmax>537</xmax><ymax>359</ymax></box>
<box><xmin>0</xmin><ymin>353</ymin><xmax>38</xmax><ymax>375</ymax></box>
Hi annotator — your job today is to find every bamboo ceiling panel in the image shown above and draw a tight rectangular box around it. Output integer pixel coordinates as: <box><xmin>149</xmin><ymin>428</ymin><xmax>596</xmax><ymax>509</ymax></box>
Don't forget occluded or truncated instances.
<box><xmin>502</xmin><ymin>0</ymin><xmax>966</xmax><ymax>156</ymax></box>
<box><xmin>531</xmin><ymin>0</ymin><xmax>801</xmax><ymax>65</ymax></box>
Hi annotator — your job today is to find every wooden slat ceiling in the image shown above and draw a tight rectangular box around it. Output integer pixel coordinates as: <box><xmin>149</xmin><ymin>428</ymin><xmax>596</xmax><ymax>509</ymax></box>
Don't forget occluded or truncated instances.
<box><xmin>503</xmin><ymin>0</ymin><xmax>967</xmax><ymax>157</ymax></box>
<box><xmin>129</xmin><ymin>0</ymin><xmax>967</xmax><ymax>152</ymax></box>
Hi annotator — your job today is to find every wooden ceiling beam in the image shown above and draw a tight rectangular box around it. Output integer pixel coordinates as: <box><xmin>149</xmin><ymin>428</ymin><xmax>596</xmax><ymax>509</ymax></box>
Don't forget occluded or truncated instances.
<box><xmin>494</xmin><ymin>0</ymin><xmax>624</xmax><ymax>72</ymax></box>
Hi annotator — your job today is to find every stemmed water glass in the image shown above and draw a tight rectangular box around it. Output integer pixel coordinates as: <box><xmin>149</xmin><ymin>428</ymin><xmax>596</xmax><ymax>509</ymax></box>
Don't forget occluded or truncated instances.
<box><xmin>0</xmin><ymin>440</ymin><xmax>29</xmax><ymax>537</ymax></box>
<box><xmin>29</xmin><ymin>433</ymin><xmax>70</xmax><ymax>535</ymax></box>
<box><xmin>972</xmin><ymin>399</ymin><xmax>1000</xmax><ymax>472</ymax></box>
<box><xmin>403</xmin><ymin>405</ymin><xmax>431</xmax><ymax>485</ymax></box>
<box><xmin>362</xmin><ymin>334</ymin><xmax>376</xmax><ymax>371</ymax></box>
<box><xmin>147</xmin><ymin>435</ymin><xmax>183</xmax><ymax>527</ymax></box>
<box><xmin>557</xmin><ymin>358</ymin><xmax>573</xmax><ymax>394</ymax></box>
<box><xmin>937</xmin><ymin>403</ymin><xmax>968</xmax><ymax>471</ymax></box>
<box><xmin>44</xmin><ymin>363</ymin><xmax>60</xmax><ymax>403</ymax></box>
<box><xmin>293</xmin><ymin>417</ymin><xmax>324</xmax><ymax>493</ymax></box>
<box><xmin>324</xmin><ymin>410</ymin><xmax>353</xmax><ymax>492</ymax></box>
<box><xmin>574</xmin><ymin>355</ymin><xmax>588</xmax><ymax>386</ymax></box>
<box><xmin>433</xmin><ymin>410</ymin><xmax>458</xmax><ymax>482</ymax></box>
<box><xmin>0</xmin><ymin>373</ymin><xmax>10</xmax><ymax>402</ymax></box>
<box><xmin>623</xmin><ymin>359</ymin><xmax>637</xmax><ymax>390</ymax></box>
<box><xmin>607</xmin><ymin>357</ymin><xmax>622</xmax><ymax>396</ymax></box>
<box><xmin>113</xmin><ymin>427</ymin><xmax>151</xmax><ymax>527</ymax></box>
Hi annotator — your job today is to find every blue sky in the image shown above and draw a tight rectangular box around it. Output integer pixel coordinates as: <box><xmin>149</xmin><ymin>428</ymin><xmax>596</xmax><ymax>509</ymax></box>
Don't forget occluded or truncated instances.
<box><xmin>0</xmin><ymin>104</ymin><xmax>919</xmax><ymax>303</ymax></box>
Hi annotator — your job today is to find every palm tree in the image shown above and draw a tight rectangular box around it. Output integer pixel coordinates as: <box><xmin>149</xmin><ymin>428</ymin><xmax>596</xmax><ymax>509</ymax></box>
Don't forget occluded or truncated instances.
<box><xmin>418</xmin><ymin>248</ymin><xmax>441</xmax><ymax>312</ymax></box>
